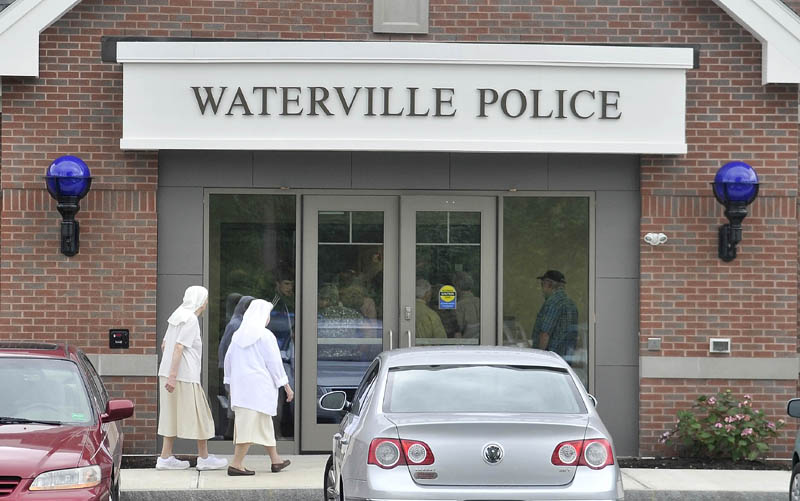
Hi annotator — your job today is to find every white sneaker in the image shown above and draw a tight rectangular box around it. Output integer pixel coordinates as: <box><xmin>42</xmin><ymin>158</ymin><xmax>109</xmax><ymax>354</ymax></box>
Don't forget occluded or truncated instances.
<box><xmin>196</xmin><ymin>454</ymin><xmax>228</xmax><ymax>471</ymax></box>
<box><xmin>156</xmin><ymin>456</ymin><xmax>190</xmax><ymax>470</ymax></box>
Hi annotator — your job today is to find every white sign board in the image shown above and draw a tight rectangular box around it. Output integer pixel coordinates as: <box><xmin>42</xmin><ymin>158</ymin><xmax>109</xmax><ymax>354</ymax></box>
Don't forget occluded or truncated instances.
<box><xmin>118</xmin><ymin>42</ymin><xmax>693</xmax><ymax>154</ymax></box>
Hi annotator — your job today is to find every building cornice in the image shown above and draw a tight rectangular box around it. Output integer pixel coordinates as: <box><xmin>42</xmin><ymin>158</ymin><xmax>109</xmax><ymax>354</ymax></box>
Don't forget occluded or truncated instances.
<box><xmin>0</xmin><ymin>0</ymin><xmax>81</xmax><ymax>76</ymax></box>
<box><xmin>712</xmin><ymin>0</ymin><xmax>800</xmax><ymax>84</ymax></box>
<box><xmin>0</xmin><ymin>1</ymin><xmax>798</xmax><ymax>82</ymax></box>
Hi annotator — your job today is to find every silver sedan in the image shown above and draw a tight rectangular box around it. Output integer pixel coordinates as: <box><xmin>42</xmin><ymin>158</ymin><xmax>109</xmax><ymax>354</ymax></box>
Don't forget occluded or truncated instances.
<box><xmin>320</xmin><ymin>346</ymin><xmax>624</xmax><ymax>501</ymax></box>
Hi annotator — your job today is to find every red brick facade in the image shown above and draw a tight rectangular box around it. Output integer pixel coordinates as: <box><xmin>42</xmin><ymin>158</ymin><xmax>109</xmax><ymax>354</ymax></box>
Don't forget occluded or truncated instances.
<box><xmin>1</xmin><ymin>0</ymin><xmax>798</xmax><ymax>456</ymax></box>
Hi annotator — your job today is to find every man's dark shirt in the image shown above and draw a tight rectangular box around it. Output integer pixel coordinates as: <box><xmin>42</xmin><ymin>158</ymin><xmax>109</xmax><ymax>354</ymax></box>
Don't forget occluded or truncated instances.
<box><xmin>532</xmin><ymin>288</ymin><xmax>578</xmax><ymax>356</ymax></box>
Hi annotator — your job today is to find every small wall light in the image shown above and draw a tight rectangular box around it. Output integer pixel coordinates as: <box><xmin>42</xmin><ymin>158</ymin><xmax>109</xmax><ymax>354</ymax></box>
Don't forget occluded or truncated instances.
<box><xmin>45</xmin><ymin>156</ymin><xmax>92</xmax><ymax>257</ymax></box>
<box><xmin>712</xmin><ymin>161</ymin><xmax>759</xmax><ymax>262</ymax></box>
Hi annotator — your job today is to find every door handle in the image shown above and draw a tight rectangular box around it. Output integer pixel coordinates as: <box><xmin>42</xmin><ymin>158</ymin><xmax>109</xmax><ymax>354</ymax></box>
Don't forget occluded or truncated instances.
<box><xmin>389</xmin><ymin>330</ymin><xmax>393</xmax><ymax>350</ymax></box>
<box><xmin>406</xmin><ymin>330</ymin><xmax>412</xmax><ymax>348</ymax></box>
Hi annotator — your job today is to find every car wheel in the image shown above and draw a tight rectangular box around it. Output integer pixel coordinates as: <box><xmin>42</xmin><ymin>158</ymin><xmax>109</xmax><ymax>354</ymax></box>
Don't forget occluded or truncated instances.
<box><xmin>792</xmin><ymin>463</ymin><xmax>800</xmax><ymax>501</ymax></box>
<box><xmin>323</xmin><ymin>455</ymin><xmax>340</xmax><ymax>501</ymax></box>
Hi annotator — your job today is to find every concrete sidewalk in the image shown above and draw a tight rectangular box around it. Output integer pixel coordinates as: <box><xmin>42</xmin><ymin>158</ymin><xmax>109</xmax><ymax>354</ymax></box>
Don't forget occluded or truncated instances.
<box><xmin>119</xmin><ymin>455</ymin><xmax>791</xmax><ymax>501</ymax></box>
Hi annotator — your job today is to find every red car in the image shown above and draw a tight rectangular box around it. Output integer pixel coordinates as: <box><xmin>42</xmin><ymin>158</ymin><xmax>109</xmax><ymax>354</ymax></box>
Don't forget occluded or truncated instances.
<box><xmin>0</xmin><ymin>342</ymin><xmax>134</xmax><ymax>500</ymax></box>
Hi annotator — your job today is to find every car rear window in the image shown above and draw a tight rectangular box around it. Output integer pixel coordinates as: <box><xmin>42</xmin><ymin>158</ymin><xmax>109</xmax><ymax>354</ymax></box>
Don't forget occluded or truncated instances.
<box><xmin>384</xmin><ymin>364</ymin><xmax>586</xmax><ymax>414</ymax></box>
<box><xmin>0</xmin><ymin>358</ymin><xmax>94</xmax><ymax>424</ymax></box>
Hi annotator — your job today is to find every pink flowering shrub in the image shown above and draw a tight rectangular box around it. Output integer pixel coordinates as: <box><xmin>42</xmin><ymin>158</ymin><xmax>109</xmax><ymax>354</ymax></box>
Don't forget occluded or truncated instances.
<box><xmin>660</xmin><ymin>389</ymin><xmax>785</xmax><ymax>461</ymax></box>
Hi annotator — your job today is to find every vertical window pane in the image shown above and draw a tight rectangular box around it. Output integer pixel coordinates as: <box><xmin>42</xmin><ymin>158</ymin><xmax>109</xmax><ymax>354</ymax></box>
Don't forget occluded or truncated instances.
<box><xmin>416</xmin><ymin>211</ymin><xmax>481</xmax><ymax>346</ymax></box>
<box><xmin>502</xmin><ymin>197</ymin><xmax>590</xmax><ymax>388</ymax></box>
<box><xmin>209</xmin><ymin>194</ymin><xmax>297</xmax><ymax>440</ymax></box>
<box><xmin>317</xmin><ymin>212</ymin><xmax>384</xmax><ymax>424</ymax></box>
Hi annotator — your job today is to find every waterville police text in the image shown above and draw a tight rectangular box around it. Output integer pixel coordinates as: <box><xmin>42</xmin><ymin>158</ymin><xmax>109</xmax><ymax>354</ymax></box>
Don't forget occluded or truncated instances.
<box><xmin>191</xmin><ymin>86</ymin><xmax>622</xmax><ymax>120</ymax></box>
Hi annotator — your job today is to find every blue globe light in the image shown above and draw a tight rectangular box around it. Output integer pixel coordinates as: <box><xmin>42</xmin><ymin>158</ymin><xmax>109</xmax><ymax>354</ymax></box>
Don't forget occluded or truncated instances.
<box><xmin>45</xmin><ymin>156</ymin><xmax>92</xmax><ymax>198</ymax></box>
<box><xmin>712</xmin><ymin>161</ymin><xmax>758</xmax><ymax>204</ymax></box>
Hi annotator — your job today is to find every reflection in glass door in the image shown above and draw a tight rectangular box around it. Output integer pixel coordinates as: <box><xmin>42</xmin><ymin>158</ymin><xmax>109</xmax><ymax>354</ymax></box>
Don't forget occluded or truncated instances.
<box><xmin>301</xmin><ymin>197</ymin><xmax>398</xmax><ymax>451</ymax></box>
<box><xmin>400</xmin><ymin>197</ymin><xmax>496</xmax><ymax>348</ymax></box>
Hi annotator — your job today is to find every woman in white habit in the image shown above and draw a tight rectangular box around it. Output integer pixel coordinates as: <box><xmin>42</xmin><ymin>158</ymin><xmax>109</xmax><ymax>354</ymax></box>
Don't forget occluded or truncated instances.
<box><xmin>156</xmin><ymin>285</ymin><xmax>228</xmax><ymax>470</ymax></box>
<box><xmin>224</xmin><ymin>299</ymin><xmax>294</xmax><ymax>475</ymax></box>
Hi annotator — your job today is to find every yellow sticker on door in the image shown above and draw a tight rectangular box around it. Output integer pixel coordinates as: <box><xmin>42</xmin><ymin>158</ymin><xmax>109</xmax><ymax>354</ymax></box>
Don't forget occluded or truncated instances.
<box><xmin>439</xmin><ymin>285</ymin><xmax>457</xmax><ymax>310</ymax></box>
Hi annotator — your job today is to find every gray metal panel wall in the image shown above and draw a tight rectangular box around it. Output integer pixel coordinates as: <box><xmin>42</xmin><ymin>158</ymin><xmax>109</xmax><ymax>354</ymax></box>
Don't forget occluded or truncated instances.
<box><xmin>157</xmin><ymin>150</ymin><xmax>640</xmax><ymax>456</ymax></box>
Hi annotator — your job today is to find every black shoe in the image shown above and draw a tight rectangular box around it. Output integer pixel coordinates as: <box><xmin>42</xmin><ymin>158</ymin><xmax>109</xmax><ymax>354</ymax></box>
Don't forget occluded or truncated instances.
<box><xmin>227</xmin><ymin>465</ymin><xmax>255</xmax><ymax>476</ymax></box>
<box><xmin>271</xmin><ymin>459</ymin><xmax>291</xmax><ymax>473</ymax></box>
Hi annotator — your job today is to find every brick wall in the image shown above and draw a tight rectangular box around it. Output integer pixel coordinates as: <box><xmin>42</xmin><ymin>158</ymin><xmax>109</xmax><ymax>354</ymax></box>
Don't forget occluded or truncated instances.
<box><xmin>0</xmin><ymin>0</ymin><xmax>797</xmax><ymax>456</ymax></box>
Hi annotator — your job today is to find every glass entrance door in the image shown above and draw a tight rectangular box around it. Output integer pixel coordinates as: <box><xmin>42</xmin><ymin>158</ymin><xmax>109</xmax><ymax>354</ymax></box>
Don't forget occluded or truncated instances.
<box><xmin>300</xmin><ymin>196</ymin><xmax>398</xmax><ymax>451</ymax></box>
<box><xmin>399</xmin><ymin>197</ymin><xmax>497</xmax><ymax>347</ymax></box>
<box><xmin>301</xmin><ymin>195</ymin><xmax>496</xmax><ymax>451</ymax></box>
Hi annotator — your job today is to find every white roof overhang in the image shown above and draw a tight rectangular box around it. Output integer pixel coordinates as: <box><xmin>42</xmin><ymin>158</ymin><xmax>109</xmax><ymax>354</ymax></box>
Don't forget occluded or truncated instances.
<box><xmin>712</xmin><ymin>0</ymin><xmax>800</xmax><ymax>84</ymax></box>
<box><xmin>0</xmin><ymin>0</ymin><xmax>798</xmax><ymax>84</ymax></box>
<box><xmin>0</xmin><ymin>0</ymin><xmax>81</xmax><ymax>77</ymax></box>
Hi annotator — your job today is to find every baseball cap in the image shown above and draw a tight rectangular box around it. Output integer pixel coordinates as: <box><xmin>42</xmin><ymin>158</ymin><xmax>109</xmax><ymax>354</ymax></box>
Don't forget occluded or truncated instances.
<box><xmin>537</xmin><ymin>270</ymin><xmax>566</xmax><ymax>284</ymax></box>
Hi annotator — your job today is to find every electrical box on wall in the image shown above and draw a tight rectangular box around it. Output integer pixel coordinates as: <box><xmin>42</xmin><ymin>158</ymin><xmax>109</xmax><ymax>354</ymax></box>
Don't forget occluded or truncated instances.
<box><xmin>109</xmin><ymin>329</ymin><xmax>129</xmax><ymax>349</ymax></box>
<box><xmin>709</xmin><ymin>338</ymin><xmax>731</xmax><ymax>354</ymax></box>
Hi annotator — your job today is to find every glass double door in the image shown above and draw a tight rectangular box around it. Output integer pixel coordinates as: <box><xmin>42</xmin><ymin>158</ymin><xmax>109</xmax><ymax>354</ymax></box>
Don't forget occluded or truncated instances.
<box><xmin>300</xmin><ymin>195</ymin><xmax>496</xmax><ymax>451</ymax></box>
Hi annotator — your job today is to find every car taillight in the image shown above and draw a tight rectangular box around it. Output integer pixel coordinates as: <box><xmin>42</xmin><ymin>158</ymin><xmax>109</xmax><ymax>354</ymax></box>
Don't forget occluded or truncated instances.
<box><xmin>551</xmin><ymin>439</ymin><xmax>614</xmax><ymax>470</ymax></box>
<box><xmin>401</xmin><ymin>440</ymin><xmax>434</xmax><ymax>465</ymax></box>
<box><xmin>368</xmin><ymin>438</ymin><xmax>435</xmax><ymax>469</ymax></box>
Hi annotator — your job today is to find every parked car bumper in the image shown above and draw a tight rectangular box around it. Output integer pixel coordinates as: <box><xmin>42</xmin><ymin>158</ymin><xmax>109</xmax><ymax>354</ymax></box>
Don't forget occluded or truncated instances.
<box><xmin>345</xmin><ymin>464</ymin><xmax>624</xmax><ymax>501</ymax></box>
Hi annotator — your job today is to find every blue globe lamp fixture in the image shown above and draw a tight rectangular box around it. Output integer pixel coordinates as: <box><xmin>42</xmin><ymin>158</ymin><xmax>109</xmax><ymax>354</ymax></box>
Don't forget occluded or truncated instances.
<box><xmin>712</xmin><ymin>161</ymin><xmax>759</xmax><ymax>262</ymax></box>
<box><xmin>45</xmin><ymin>156</ymin><xmax>93</xmax><ymax>257</ymax></box>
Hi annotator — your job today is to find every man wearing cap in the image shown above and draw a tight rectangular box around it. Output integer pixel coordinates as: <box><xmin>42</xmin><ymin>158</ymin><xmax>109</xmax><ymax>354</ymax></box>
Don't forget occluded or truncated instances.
<box><xmin>532</xmin><ymin>270</ymin><xmax>579</xmax><ymax>358</ymax></box>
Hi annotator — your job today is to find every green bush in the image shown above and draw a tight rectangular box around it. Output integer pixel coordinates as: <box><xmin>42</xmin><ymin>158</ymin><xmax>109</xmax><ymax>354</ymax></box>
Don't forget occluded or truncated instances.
<box><xmin>660</xmin><ymin>389</ymin><xmax>785</xmax><ymax>461</ymax></box>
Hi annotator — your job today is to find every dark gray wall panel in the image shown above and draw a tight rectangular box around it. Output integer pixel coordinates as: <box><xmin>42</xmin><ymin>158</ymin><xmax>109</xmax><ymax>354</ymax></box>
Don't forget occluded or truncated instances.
<box><xmin>597</xmin><ymin>190</ymin><xmax>640</xmax><ymax>279</ymax></box>
<box><xmin>159</xmin><ymin>150</ymin><xmax>253</xmax><ymax>187</ymax></box>
<box><xmin>352</xmin><ymin>152</ymin><xmax>449</xmax><ymax>189</ymax></box>
<box><xmin>549</xmin><ymin>154</ymin><xmax>639</xmax><ymax>191</ymax></box>
<box><xmin>450</xmin><ymin>153</ymin><xmax>548</xmax><ymax>190</ymax></box>
<box><xmin>596</xmin><ymin>278</ymin><xmax>638</xmax><ymax>366</ymax></box>
<box><xmin>594</xmin><ymin>365</ymin><xmax>638</xmax><ymax>457</ymax></box>
<box><xmin>254</xmin><ymin>151</ymin><xmax>351</xmax><ymax>188</ymax></box>
<box><xmin>157</xmin><ymin>187</ymin><xmax>204</xmax><ymax>275</ymax></box>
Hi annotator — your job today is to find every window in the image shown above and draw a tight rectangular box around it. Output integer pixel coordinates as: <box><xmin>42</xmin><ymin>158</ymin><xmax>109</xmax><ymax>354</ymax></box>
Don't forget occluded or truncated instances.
<box><xmin>80</xmin><ymin>353</ymin><xmax>108</xmax><ymax>408</ymax></box>
<box><xmin>209</xmin><ymin>193</ymin><xmax>297</xmax><ymax>440</ymax></box>
<box><xmin>384</xmin><ymin>364</ymin><xmax>586</xmax><ymax>414</ymax></box>
<box><xmin>0</xmin><ymin>358</ymin><xmax>94</xmax><ymax>424</ymax></box>
<box><xmin>502</xmin><ymin>197</ymin><xmax>590</xmax><ymax>388</ymax></box>
<box><xmin>351</xmin><ymin>359</ymin><xmax>380</xmax><ymax>416</ymax></box>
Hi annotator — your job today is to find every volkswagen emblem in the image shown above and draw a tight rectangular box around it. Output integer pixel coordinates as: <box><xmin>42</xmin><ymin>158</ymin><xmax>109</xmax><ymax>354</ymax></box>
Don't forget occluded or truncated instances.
<box><xmin>482</xmin><ymin>443</ymin><xmax>504</xmax><ymax>465</ymax></box>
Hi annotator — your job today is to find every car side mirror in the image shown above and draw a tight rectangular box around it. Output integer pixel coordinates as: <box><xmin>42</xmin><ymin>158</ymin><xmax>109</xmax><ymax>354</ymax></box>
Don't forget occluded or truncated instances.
<box><xmin>587</xmin><ymin>394</ymin><xmax>598</xmax><ymax>408</ymax></box>
<box><xmin>788</xmin><ymin>398</ymin><xmax>800</xmax><ymax>418</ymax></box>
<box><xmin>319</xmin><ymin>391</ymin><xmax>350</xmax><ymax>412</ymax></box>
<box><xmin>101</xmin><ymin>399</ymin><xmax>135</xmax><ymax>423</ymax></box>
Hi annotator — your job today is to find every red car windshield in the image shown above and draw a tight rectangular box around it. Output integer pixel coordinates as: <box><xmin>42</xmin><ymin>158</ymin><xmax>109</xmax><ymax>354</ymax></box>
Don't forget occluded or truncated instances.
<box><xmin>0</xmin><ymin>358</ymin><xmax>93</xmax><ymax>425</ymax></box>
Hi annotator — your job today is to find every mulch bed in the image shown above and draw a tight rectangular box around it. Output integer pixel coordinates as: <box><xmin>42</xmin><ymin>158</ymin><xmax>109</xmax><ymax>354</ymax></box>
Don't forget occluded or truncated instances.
<box><xmin>123</xmin><ymin>455</ymin><xmax>792</xmax><ymax>470</ymax></box>
<box><xmin>618</xmin><ymin>457</ymin><xmax>791</xmax><ymax>470</ymax></box>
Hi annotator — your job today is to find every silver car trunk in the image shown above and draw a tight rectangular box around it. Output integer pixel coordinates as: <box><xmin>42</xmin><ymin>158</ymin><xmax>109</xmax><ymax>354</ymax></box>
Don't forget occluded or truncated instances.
<box><xmin>386</xmin><ymin>412</ymin><xmax>589</xmax><ymax>487</ymax></box>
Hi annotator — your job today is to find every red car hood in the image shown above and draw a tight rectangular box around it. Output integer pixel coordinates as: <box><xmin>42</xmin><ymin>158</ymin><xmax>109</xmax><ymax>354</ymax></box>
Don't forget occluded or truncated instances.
<box><xmin>0</xmin><ymin>424</ymin><xmax>90</xmax><ymax>478</ymax></box>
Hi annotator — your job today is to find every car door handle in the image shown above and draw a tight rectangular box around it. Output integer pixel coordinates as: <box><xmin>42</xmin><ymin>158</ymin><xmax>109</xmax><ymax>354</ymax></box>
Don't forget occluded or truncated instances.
<box><xmin>334</xmin><ymin>432</ymin><xmax>349</xmax><ymax>445</ymax></box>
<box><xmin>389</xmin><ymin>330</ymin><xmax>393</xmax><ymax>350</ymax></box>
<box><xmin>406</xmin><ymin>330</ymin><xmax>412</xmax><ymax>347</ymax></box>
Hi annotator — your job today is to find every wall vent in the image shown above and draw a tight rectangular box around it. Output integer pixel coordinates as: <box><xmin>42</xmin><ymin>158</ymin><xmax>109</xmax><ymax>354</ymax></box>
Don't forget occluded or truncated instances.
<box><xmin>709</xmin><ymin>338</ymin><xmax>731</xmax><ymax>354</ymax></box>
